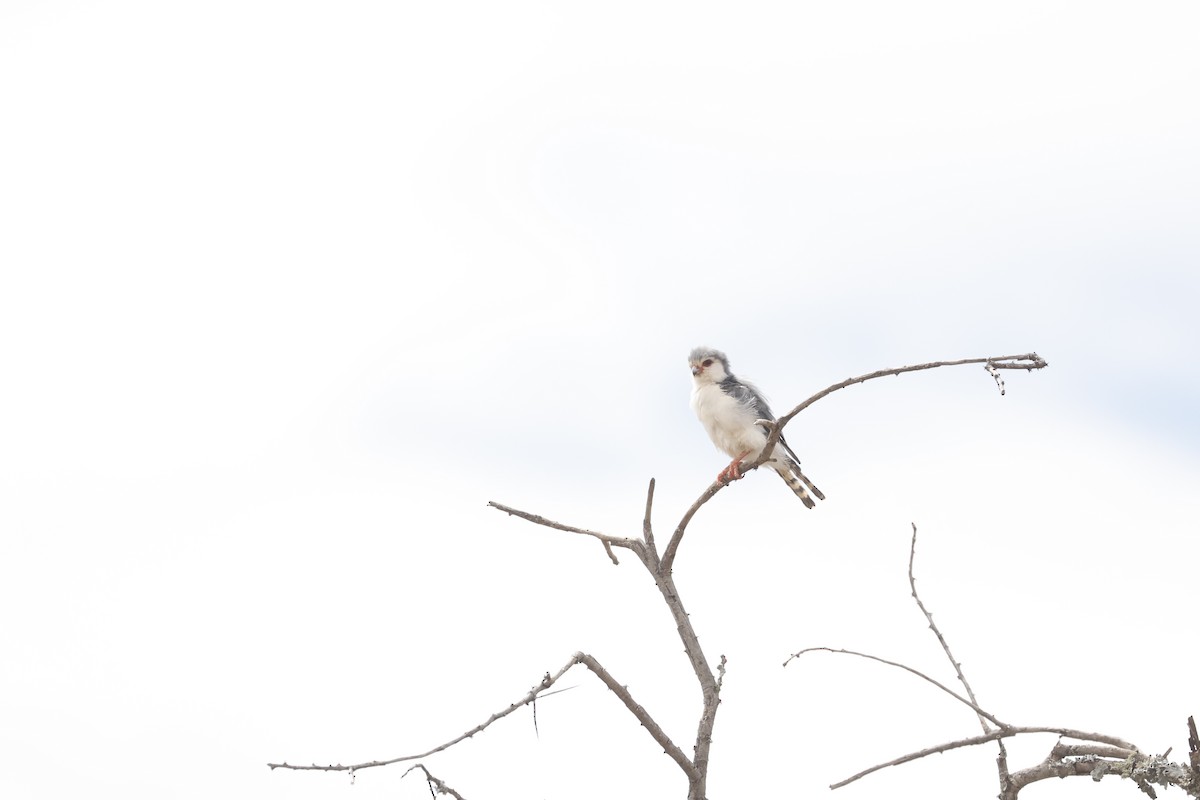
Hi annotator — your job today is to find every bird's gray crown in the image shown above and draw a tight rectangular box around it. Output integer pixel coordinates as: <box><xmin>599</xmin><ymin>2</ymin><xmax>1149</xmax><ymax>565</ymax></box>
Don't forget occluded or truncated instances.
<box><xmin>688</xmin><ymin>346</ymin><xmax>729</xmax><ymax>368</ymax></box>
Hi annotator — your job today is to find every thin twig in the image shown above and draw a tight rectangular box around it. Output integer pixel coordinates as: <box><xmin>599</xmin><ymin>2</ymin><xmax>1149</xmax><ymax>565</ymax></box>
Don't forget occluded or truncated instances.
<box><xmin>782</xmin><ymin>353</ymin><xmax>1046</xmax><ymax>426</ymax></box>
<box><xmin>831</xmin><ymin>727</ymin><xmax>1140</xmax><ymax>789</ymax></box>
<box><xmin>760</xmin><ymin>354</ymin><xmax>1047</xmax><ymax>473</ymax></box>
<box><xmin>784</xmin><ymin>647</ymin><xmax>1005</xmax><ymax>727</ymax></box>
<box><xmin>531</xmin><ymin>675</ymin><xmax>545</xmax><ymax>739</ymax></box>
<box><xmin>269</xmin><ymin>652</ymin><xmax>694</xmax><ymax>779</ymax></box>
<box><xmin>908</xmin><ymin>522</ymin><xmax>1011</xmax><ymax>792</ymax></box>
<box><xmin>402</xmin><ymin>764</ymin><xmax>468</xmax><ymax>800</ymax></box>
<box><xmin>643</xmin><ymin>478</ymin><xmax>657</xmax><ymax>554</ymax></box>
<box><xmin>487</xmin><ymin>501</ymin><xmax>641</xmax><ymax>564</ymax></box>
<box><xmin>268</xmin><ymin>655</ymin><xmax>582</xmax><ymax>773</ymax></box>
<box><xmin>908</xmin><ymin>523</ymin><xmax>989</xmax><ymax>731</ymax></box>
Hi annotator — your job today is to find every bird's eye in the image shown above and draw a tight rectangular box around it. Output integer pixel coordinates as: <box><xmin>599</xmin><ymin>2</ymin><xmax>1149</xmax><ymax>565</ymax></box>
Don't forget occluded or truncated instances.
<box><xmin>702</xmin><ymin>359</ymin><xmax>713</xmax><ymax>367</ymax></box>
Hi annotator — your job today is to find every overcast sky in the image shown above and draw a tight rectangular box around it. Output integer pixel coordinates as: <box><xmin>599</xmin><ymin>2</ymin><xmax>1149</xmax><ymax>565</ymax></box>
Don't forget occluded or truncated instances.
<box><xmin>2</xmin><ymin>2</ymin><xmax>1199</xmax><ymax>799</ymax></box>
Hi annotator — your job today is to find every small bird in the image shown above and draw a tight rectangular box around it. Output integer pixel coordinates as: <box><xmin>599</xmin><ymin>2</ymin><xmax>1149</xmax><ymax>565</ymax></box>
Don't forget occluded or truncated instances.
<box><xmin>688</xmin><ymin>346</ymin><xmax>825</xmax><ymax>508</ymax></box>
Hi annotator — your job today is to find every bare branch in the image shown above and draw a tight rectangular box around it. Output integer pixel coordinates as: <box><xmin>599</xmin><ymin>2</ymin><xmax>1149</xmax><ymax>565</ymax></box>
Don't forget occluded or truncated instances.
<box><xmin>269</xmin><ymin>652</ymin><xmax>695</xmax><ymax>781</ymax></box>
<box><xmin>1188</xmin><ymin>715</ymin><xmax>1199</xmax><ymax>776</ymax></box>
<box><xmin>641</xmin><ymin>561</ymin><xmax>721</xmax><ymax>798</ymax></box>
<box><xmin>487</xmin><ymin>501</ymin><xmax>642</xmax><ymax>564</ymax></box>
<box><xmin>268</xmin><ymin>655</ymin><xmax>584</xmax><ymax>773</ymax></box>
<box><xmin>643</xmin><ymin>478</ymin><xmax>656</xmax><ymax>553</ymax></box>
<box><xmin>1006</xmin><ymin>737</ymin><xmax>1137</xmax><ymax>796</ymax></box>
<box><xmin>780</xmin><ymin>353</ymin><xmax>1047</xmax><ymax>426</ymax></box>
<box><xmin>988</xmin><ymin>356</ymin><xmax>1051</xmax><ymax>369</ymax></box>
<box><xmin>486</xmin><ymin>495</ymin><xmax>720</xmax><ymax>798</ymax></box>
<box><xmin>831</xmin><ymin>727</ymin><xmax>1141</xmax><ymax>790</ymax></box>
<box><xmin>1007</xmin><ymin>740</ymin><xmax>1199</xmax><ymax>799</ymax></box>
<box><xmin>1009</xmin><ymin>754</ymin><xmax>1126</xmax><ymax>793</ymax></box>
<box><xmin>753</xmin><ymin>353</ymin><xmax>1048</xmax><ymax>479</ymax></box>
<box><xmin>908</xmin><ymin>522</ymin><xmax>990</xmax><ymax>732</ymax></box>
<box><xmin>784</xmin><ymin>647</ymin><xmax>1005</xmax><ymax>727</ymax></box>
<box><xmin>575</xmin><ymin>652</ymin><xmax>699</xmax><ymax>782</ymax></box>
<box><xmin>1053</xmin><ymin>740</ymin><xmax>1138</xmax><ymax>760</ymax></box>
<box><xmin>908</xmin><ymin>522</ymin><xmax>1013</xmax><ymax>792</ymax></box>
<box><xmin>402</xmin><ymin>764</ymin><xmax>468</xmax><ymax>800</ymax></box>
<box><xmin>660</xmin><ymin>479</ymin><xmax>724</xmax><ymax>574</ymax></box>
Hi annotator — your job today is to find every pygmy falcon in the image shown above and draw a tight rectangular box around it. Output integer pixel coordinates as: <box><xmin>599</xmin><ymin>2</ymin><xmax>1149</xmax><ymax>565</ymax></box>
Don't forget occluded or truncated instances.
<box><xmin>688</xmin><ymin>346</ymin><xmax>825</xmax><ymax>508</ymax></box>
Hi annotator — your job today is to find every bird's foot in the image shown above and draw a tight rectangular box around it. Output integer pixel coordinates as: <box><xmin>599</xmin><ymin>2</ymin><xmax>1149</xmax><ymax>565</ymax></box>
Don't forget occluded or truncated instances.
<box><xmin>717</xmin><ymin>452</ymin><xmax>751</xmax><ymax>483</ymax></box>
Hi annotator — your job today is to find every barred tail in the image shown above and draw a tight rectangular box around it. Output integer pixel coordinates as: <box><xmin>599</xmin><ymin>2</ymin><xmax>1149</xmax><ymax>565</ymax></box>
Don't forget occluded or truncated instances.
<box><xmin>770</xmin><ymin>458</ymin><xmax>821</xmax><ymax>509</ymax></box>
<box><xmin>797</xmin><ymin>468</ymin><xmax>826</xmax><ymax>502</ymax></box>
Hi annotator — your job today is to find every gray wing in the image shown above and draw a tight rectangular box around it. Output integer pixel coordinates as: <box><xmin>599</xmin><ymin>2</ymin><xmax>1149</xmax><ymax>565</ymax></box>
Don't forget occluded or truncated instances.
<box><xmin>720</xmin><ymin>375</ymin><xmax>805</xmax><ymax>466</ymax></box>
<box><xmin>719</xmin><ymin>375</ymin><xmax>775</xmax><ymax>429</ymax></box>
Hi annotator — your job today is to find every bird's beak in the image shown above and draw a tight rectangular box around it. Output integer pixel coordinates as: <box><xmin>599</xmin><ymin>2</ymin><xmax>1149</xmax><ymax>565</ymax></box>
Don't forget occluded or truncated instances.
<box><xmin>691</xmin><ymin>364</ymin><xmax>702</xmax><ymax>376</ymax></box>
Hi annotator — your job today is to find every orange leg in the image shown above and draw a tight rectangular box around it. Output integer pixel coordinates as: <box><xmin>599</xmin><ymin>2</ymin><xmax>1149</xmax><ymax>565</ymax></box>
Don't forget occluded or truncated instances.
<box><xmin>717</xmin><ymin>450</ymin><xmax>752</xmax><ymax>483</ymax></box>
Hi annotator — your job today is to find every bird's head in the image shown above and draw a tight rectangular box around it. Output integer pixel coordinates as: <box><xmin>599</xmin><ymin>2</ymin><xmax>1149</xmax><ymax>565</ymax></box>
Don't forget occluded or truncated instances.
<box><xmin>688</xmin><ymin>346</ymin><xmax>731</xmax><ymax>384</ymax></box>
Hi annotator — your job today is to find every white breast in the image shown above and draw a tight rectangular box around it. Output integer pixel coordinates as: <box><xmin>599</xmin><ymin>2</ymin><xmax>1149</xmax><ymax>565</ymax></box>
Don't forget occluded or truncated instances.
<box><xmin>690</xmin><ymin>383</ymin><xmax>769</xmax><ymax>460</ymax></box>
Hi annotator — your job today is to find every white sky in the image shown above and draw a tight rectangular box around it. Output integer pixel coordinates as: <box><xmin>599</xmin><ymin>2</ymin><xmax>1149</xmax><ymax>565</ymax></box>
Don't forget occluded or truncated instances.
<box><xmin>2</xmin><ymin>2</ymin><xmax>1198</xmax><ymax>798</ymax></box>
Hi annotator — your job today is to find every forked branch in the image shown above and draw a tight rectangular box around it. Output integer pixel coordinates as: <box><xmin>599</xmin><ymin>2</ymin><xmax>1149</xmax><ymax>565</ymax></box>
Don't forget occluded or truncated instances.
<box><xmin>830</xmin><ymin>727</ymin><xmax>1143</xmax><ymax>790</ymax></box>
<box><xmin>401</xmin><ymin>764</ymin><xmax>468</xmax><ymax>800</ymax></box>
<box><xmin>487</xmin><ymin>501</ymin><xmax>644</xmax><ymax>565</ymax></box>
<box><xmin>788</xmin><ymin>523</ymin><xmax>1200</xmax><ymax>798</ymax></box>
<box><xmin>486</xmin><ymin>493</ymin><xmax>720</xmax><ymax>799</ymax></box>
<box><xmin>268</xmin><ymin>651</ymin><xmax>694</xmax><ymax>781</ymax></box>
<box><xmin>268</xmin><ymin>654</ymin><xmax>582</xmax><ymax>773</ymax></box>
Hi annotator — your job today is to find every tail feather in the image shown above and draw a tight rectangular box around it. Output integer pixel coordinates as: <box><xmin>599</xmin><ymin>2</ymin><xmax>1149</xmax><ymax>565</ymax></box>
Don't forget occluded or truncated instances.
<box><xmin>770</xmin><ymin>458</ymin><xmax>820</xmax><ymax>509</ymax></box>
<box><xmin>796</xmin><ymin>468</ymin><xmax>826</xmax><ymax>501</ymax></box>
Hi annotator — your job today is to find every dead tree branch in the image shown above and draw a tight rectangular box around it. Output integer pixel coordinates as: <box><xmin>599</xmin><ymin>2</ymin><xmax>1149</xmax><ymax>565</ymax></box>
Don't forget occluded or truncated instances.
<box><xmin>778</xmin><ymin>353</ymin><xmax>1047</xmax><ymax>428</ymax></box>
<box><xmin>1190</xmin><ymin>716</ymin><xmax>1200</xmax><ymax>778</ymax></box>
<box><xmin>268</xmin><ymin>653</ymin><xmax>583</xmax><ymax>773</ymax></box>
<box><xmin>762</xmin><ymin>353</ymin><xmax>1047</xmax><ymax>476</ymax></box>
<box><xmin>483</xmin><ymin>493</ymin><xmax>721</xmax><ymax>798</ymax></box>
<box><xmin>273</xmin><ymin>351</ymin><xmax>1047</xmax><ymax>797</ymax></box>
<box><xmin>643</xmin><ymin>478</ymin><xmax>657</xmax><ymax>551</ymax></box>
<box><xmin>487</xmin><ymin>501</ymin><xmax>643</xmax><ymax>565</ymax></box>
<box><xmin>268</xmin><ymin>651</ymin><xmax>693</xmax><ymax>780</ymax></box>
<box><xmin>1007</xmin><ymin>738</ymin><xmax>1199</xmax><ymax>799</ymax></box>
<box><xmin>908</xmin><ymin>523</ymin><xmax>988</xmax><ymax>731</ymax></box>
<box><xmin>908</xmin><ymin>522</ymin><xmax>1011</xmax><ymax>791</ymax></box>
<box><xmin>401</xmin><ymin>764</ymin><xmax>468</xmax><ymax>800</ymax></box>
<box><xmin>791</xmin><ymin>523</ymin><xmax>1199</xmax><ymax>798</ymax></box>
<box><xmin>783</xmin><ymin>647</ymin><xmax>1005</xmax><ymax>727</ymax></box>
<box><xmin>830</xmin><ymin>727</ymin><xmax>1143</xmax><ymax>790</ymax></box>
<box><xmin>660</xmin><ymin>480</ymin><xmax>723</xmax><ymax>574</ymax></box>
